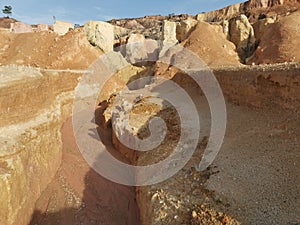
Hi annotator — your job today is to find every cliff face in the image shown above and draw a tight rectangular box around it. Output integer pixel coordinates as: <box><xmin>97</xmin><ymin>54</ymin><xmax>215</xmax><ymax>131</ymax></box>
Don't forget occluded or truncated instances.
<box><xmin>196</xmin><ymin>0</ymin><xmax>300</xmax><ymax>22</ymax></box>
<box><xmin>0</xmin><ymin>66</ymin><xmax>83</xmax><ymax>225</ymax></box>
<box><xmin>247</xmin><ymin>0</ymin><xmax>285</xmax><ymax>8</ymax></box>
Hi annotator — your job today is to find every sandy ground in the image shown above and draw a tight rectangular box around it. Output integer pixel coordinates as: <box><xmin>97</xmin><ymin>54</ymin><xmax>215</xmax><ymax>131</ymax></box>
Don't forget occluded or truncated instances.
<box><xmin>204</xmin><ymin>100</ymin><xmax>300</xmax><ymax>224</ymax></box>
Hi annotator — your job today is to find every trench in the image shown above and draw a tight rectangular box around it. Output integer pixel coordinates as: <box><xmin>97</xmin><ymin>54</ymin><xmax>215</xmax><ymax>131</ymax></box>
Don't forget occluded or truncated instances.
<box><xmin>29</xmin><ymin>114</ymin><xmax>142</xmax><ymax>225</ymax></box>
<box><xmin>28</xmin><ymin>65</ymin><xmax>156</xmax><ymax>225</ymax></box>
<box><xmin>28</xmin><ymin>62</ymin><xmax>300</xmax><ymax>225</ymax></box>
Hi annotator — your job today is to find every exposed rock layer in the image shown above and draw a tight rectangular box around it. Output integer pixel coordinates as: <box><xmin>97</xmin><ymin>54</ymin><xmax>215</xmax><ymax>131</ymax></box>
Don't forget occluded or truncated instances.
<box><xmin>0</xmin><ymin>66</ymin><xmax>83</xmax><ymax>225</ymax></box>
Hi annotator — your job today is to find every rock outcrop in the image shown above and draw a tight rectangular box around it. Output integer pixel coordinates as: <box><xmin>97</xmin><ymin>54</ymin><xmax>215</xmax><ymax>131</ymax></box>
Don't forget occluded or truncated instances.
<box><xmin>113</xmin><ymin>25</ymin><xmax>130</xmax><ymax>39</ymax></box>
<box><xmin>162</xmin><ymin>20</ymin><xmax>177</xmax><ymax>44</ymax></box>
<box><xmin>248</xmin><ymin>10</ymin><xmax>300</xmax><ymax>64</ymax></box>
<box><xmin>196</xmin><ymin>3</ymin><xmax>243</xmax><ymax>22</ymax></box>
<box><xmin>36</xmin><ymin>24</ymin><xmax>49</xmax><ymax>32</ymax></box>
<box><xmin>228</xmin><ymin>14</ymin><xmax>256</xmax><ymax>61</ymax></box>
<box><xmin>247</xmin><ymin>0</ymin><xmax>285</xmax><ymax>8</ymax></box>
<box><xmin>53</xmin><ymin>20</ymin><xmax>74</xmax><ymax>36</ymax></box>
<box><xmin>176</xmin><ymin>18</ymin><xmax>198</xmax><ymax>42</ymax></box>
<box><xmin>84</xmin><ymin>21</ymin><xmax>114</xmax><ymax>53</ymax></box>
<box><xmin>125</xmin><ymin>34</ymin><xmax>146</xmax><ymax>62</ymax></box>
<box><xmin>10</xmin><ymin>22</ymin><xmax>33</xmax><ymax>33</ymax></box>
<box><xmin>0</xmin><ymin>66</ymin><xmax>83</xmax><ymax>225</ymax></box>
<box><xmin>160</xmin><ymin>20</ymin><xmax>178</xmax><ymax>56</ymax></box>
<box><xmin>195</xmin><ymin>0</ymin><xmax>299</xmax><ymax>23</ymax></box>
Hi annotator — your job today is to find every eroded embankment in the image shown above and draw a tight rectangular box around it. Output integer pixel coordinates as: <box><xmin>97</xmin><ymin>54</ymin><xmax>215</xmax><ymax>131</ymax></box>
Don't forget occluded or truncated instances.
<box><xmin>0</xmin><ymin>66</ymin><xmax>83</xmax><ymax>225</ymax></box>
<box><xmin>0</xmin><ymin>64</ymin><xmax>148</xmax><ymax>225</ymax></box>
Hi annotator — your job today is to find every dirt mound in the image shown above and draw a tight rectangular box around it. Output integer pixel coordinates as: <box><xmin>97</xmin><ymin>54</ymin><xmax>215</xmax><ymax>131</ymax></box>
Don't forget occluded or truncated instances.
<box><xmin>0</xmin><ymin>17</ymin><xmax>17</xmax><ymax>29</ymax></box>
<box><xmin>183</xmin><ymin>22</ymin><xmax>241</xmax><ymax>67</ymax></box>
<box><xmin>0</xmin><ymin>28</ymin><xmax>102</xmax><ymax>69</ymax></box>
<box><xmin>248</xmin><ymin>10</ymin><xmax>300</xmax><ymax>64</ymax></box>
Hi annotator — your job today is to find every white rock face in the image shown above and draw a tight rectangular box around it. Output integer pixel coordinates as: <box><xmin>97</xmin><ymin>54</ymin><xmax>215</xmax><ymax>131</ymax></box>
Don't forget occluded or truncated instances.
<box><xmin>161</xmin><ymin>20</ymin><xmax>178</xmax><ymax>56</ymax></box>
<box><xmin>10</xmin><ymin>22</ymin><xmax>33</xmax><ymax>33</ymax></box>
<box><xmin>228</xmin><ymin>14</ymin><xmax>256</xmax><ymax>60</ymax></box>
<box><xmin>222</xmin><ymin>20</ymin><xmax>230</xmax><ymax>39</ymax></box>
<box><xmin>176</xmin><ymin>18</ymin><xmax>198</xmax><ymax>42</ymax></box>
<box><xmin>126</xmin><ymin>34</ymin><xmax>146</xmax><ymax>62</ymax></box>
<box><xmin>84</xmin><ymin>21</ymin><xmax>114</xmax><ymax>53</ymax></box>
<box><xmin>53</xmin><ymin>20</ymin><xmax>74</xmax><ymax>35</ymax></box>
<box><xmin>162</xmin><ymin>20</ymin><xmax>177</xmax><ymax>44</ymax></box>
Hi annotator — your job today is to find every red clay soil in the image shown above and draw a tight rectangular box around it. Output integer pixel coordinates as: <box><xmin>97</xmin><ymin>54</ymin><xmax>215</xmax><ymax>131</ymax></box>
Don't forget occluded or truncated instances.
<box><xmin>183</xmin><ymin>22</ymin><xmax>241</xmax><ymax>67</ymax></box>
<box><xmin>248</xmin><ymin>10</ymin><xmax>300</xmax><ymax>64</ymax></box>
<box><xmin>0</xmin><ymin>28</ymin><xmax>102</xmax><ymax>69</ymax></box>
<box><xmin>29</xmin><ymin>108</ymin><xmax>141</xmax><ymax>225</ymax></box>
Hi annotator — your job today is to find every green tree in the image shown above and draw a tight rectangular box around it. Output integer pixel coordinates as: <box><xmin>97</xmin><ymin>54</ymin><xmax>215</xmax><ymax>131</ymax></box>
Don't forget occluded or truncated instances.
<box><xmin>2</xmin><ymin>5</ymin><xmax>12</xmax><ymax>18</ymax></box>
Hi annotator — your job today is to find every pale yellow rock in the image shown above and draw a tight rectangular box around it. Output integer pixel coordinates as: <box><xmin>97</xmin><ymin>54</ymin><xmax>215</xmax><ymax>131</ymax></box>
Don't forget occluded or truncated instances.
<box><xmin>228</xmin><ymin>14</ymin><xmax>256</xmax><ymax>59</ymax></box>
<box><xmin>0</xmin><ymin>66</ymin><xmax>83</xmax><ymax>225</ymax></box>
<box><xmin>162</xmin><ymin>20</ymin><xmax>177</xmax><ymax>44</ymax></box>
<box><xmin>84</xmin><ymin>21</ymin><xmax>114</xmax><ymax>53</ymax></box>
<box><xmin>176</xmin><ymin>18</ymin><xmax>198</xmax><ymax>42</ymax></box>
<box><xmin>161</xmin><ymin>20</ymin><xmax>178</xmax><ymax>56</ymax></box>
<box><xmin>53</xmin><ymin>20</ymin><xmax>74</xmax><ymax>35</ymax></box>
<box><xmin>196</xmin><ymin>13</ymin><xmax>206</xmax><ymax>22</ymax></box>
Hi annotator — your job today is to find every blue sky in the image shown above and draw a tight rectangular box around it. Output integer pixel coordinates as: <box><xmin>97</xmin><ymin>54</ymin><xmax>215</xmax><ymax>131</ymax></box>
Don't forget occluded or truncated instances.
<box><xmin>0</xmin><ymin>0</ymin><xmax>245</xmax><ymax>25</ymax></box>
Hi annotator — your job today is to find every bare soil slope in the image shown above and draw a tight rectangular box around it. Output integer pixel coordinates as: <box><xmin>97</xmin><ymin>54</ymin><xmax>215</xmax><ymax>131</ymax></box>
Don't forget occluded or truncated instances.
<box><xmin>248</xmin><ymin>10</ymin><xmax>300</xmax><ymax>64</ymax></box>
<box><xmin>183</xmin><ymin>22</ymin><xmax>241</xmax><ymax>67</ymax></box>
<box><xmin>0</xmin><ymin>28</ymin><xmax>102</xmax><ymax>69</ymax></box>
<box><xmin>0</xmin><ymin>17</ymin><xmax>17</xmax><ymax>29</ymax></box>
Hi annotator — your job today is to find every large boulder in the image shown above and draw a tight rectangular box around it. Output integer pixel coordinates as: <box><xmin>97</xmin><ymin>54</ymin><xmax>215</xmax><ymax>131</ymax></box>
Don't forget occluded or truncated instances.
<box><xmin>124</xmin><ymin>34</ymin><xmax>159</xmax><ymax>63</ymax></box>
<box><xmin>84</xmin><ymin>21</ymin><xmax>114</xmax><ymax>53</ymax></box>
<box><xmin>126</xmin><ymin>34</ymin><xmax>146</xmax><ymax>62</ymax></box>
<box><xmin>176</xmin><ymin>18</ymin><xmax>198</xmax><ymax>42</ymax></box>
<box><xmin>53</xmin><ymin>20</ymin><xmax>74</xmax><ymax>35</ymax></box>
<box><xmin>228</xmin><ymin>14</ymin><xmax>256</xmax><ymax>61</ymax></box>
<box><xmin>10</xmin><ymin>22</ymin><xmax>33</xmax><ymax>33</ymax></box>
